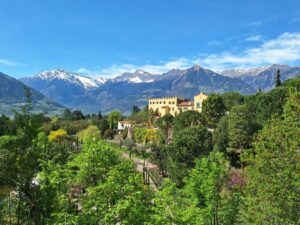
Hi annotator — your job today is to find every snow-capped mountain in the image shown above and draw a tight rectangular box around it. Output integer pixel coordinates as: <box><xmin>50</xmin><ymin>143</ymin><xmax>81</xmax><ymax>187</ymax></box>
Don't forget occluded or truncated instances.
<box><xmin>221</xmin><ymin>64</ymin><xmax>300</xmax><ymax>91</ymax></box>
<box><xmin>112</xmin><ymin>69</ymin><xmax>158</xmax><ymax>83</ymax></box>
<box><xmin>81</xmin><ymin>65</ymin><xmax>255</xmax><ymax>114</ymax></box>
<box><xmin>18</xmin><ymin>64</ymin><xmax>300</xmax><ymax>114</ymax></box>
<box><xmin>20</xmin><ymin>69</ymin><xmax>107</xmax><ymax>107</ymax></box>
<box><xmin>221</xmin><ymin>66</ymin><xmax>268</xmax><ymax>78</ymax></box>
<box><xmin>28</xmin><ymin>69</ymin><xmax>106</xmax><ymax>89</ymax></box>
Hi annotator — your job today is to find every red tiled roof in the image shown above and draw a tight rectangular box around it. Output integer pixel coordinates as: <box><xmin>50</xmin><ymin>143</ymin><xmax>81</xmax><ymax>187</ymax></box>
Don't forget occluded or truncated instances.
<box><xmin>177</xmin><ymin>101</ymin><xmax>193</xmax><ymax>106</ymax></box>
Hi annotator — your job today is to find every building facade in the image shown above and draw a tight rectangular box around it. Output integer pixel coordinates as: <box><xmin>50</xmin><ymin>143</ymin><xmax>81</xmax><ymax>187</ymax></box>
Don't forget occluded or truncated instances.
<box><xmin>148</xmin><ymin>93</ymin><xmax>208</xmax><ymax>117</ymax></box>
<box><xmin>117</xmin><ymin>120</ymin><xmax>134</xmax><ymax>130</ymax></box>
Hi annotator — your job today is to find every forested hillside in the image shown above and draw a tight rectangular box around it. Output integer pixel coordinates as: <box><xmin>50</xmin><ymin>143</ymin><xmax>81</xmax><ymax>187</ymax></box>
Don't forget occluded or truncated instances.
<box><xmin>0</xmin><ymin>76</ymin><xmax>299</xmax><ymax>224</ymax></box>
<box><xmin>0</xmin><ymin>72</ymin><xmax>65</xmax><ymax>116</ymax></box>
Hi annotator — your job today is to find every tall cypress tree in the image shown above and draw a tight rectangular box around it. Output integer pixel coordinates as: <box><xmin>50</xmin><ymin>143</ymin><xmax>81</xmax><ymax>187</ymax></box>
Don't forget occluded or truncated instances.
<box><xmin>275</xmin><ymin>69</ymin><xmax>282</xmax><ymax>87</ymax></box>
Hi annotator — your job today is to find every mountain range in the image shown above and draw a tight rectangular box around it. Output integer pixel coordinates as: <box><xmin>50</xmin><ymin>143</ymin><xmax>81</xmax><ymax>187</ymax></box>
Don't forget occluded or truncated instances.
<box><xmin>220</xmin><ymin>64</ymin><xmax>300</xmax><ymax>91</ymax></box>
<box><xmin>20</xmin><ymin>69</ymin><xmax>106</xmax><ymax>108</ymax></box>
<box><xmin>0</xmin><ymin>72</ymin><xmax>65</xmax><ymax>116</ymax></box>
<box><xmin>20</xmin><ymin>65</ymin><xmax>256</xmax><ymax>114</ymax></box>
<box><xmin>1</xmin><ymin>64</ymin><xmax>299</xmax><ymax>116</ymax></box>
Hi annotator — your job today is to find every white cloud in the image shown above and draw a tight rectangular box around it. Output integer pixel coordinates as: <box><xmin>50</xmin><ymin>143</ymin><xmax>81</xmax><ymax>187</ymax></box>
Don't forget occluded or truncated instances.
<box><xmin>195</xmin><ymin>32</ymin><xmax>300</xmax><ymax>71</ymax></box>
<box><xmin>245</xmin><ymin>35</ymin><xmax>262</xmax><ymax>42</ymax></box>
<box><xmin>78</xmin><ymin>32</ymin><xmax>300</xmax><ymax>77</ymax></box>
<box><xmin>84</xmin><ymin>58</ymin><xmax>191</xmax><ymax>78</ymax></box>
<box><xmin>0</xmin><ymin>58</ymin><xmax>15</xmax><ymax>66</ymax></box>
<box><xmin>77</xmin><ymin>67</ymin><xmax>92</xmax><ymax>74</ymax></box>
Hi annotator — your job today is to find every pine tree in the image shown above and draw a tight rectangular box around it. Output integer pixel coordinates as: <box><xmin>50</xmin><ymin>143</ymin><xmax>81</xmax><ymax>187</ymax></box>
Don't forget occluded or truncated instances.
<box><xmin>275</xmin><ymin>69</ymin><xmax>282</xmax><ymax>87</ymax></box>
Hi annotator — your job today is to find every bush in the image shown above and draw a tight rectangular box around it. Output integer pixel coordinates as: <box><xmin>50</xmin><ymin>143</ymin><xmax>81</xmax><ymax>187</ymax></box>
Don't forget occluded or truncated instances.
<box><xmin>48</xmin><ymin>129</ymin><xmax>68</xmax><ymax>142</ymax></box>
<box><xmin>103</xmin><ymin>129</ymin><xmax>115</xmax><ymax>139</ymax></box>
<box><xmin>77</xmin><ymin>125</ymin><xmax>101</xmax><ymax>141</ymax></box>
<box><xmin>121</xmin><ymin>128</ymin><xmax>128</xmax><ymax>139</ymax></box>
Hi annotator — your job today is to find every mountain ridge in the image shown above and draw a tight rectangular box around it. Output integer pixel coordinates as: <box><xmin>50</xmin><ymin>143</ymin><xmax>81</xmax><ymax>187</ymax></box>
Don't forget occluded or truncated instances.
<box><xmin>0</xmin><ymin>72</ymin><xmax>65</xmax><ymax>116</ymax></box>
<box><xmin>17</xmin><ymin>64</ymin><xmax>300</xmax><ymax>114</ymax></box>
<box><xmin>220</xmin><ymin>64</ymin><xmax>300</xmax><ymax>90</ymax></box>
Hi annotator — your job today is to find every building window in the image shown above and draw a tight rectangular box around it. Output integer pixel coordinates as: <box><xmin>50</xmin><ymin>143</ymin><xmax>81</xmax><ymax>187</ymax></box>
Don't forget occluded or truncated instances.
<box><xmin>197</xmin><ymin>102</ymin><xmax>201</xmax><ymax>108</ymax></box>
<box><xmin>164</xmin><ymin>101</ymin><xmax>166</xmax><ymax>104</ymax></box>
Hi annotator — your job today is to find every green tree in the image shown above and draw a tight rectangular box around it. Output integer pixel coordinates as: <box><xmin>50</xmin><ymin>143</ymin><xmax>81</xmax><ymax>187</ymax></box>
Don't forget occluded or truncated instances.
<box><xmin>241</xmin><ymin>94</ymin><xmax>300</xmax><ymax>225</ymax></box>
<box><xmin>132</xmin><ymin>127</ymin><xmax>145</xmax><ymax>143</ymax></box>
<box><xmin>227</xmin><ymin>105</ymin><xmax>261</xmax><ymax>166</ymax></box>
<box><xmin>173</xmin><ymin>110</ymin><xmax>204</xmax><ymax>134</ymax></box>
<box><xmin>0</xmin><ymin>88</ymin><xmax>47</xmax><ymax>224</ymax></box>
<box><xmin>97</xmin><ymin>110</ymin><xmax>103</xmax><ymax>119</ymax></box>
<box><xmin>130</xmin><ymin>107</ymin><xmax>149</xmax><ymax>125</ymax></box>
<box><xmin>72</xmin><ymin>110</ymin><xmax>85</xmax><ymax>120</ymax></box>
<box><xmin>213</xmin><ymin>116</ymin><xmax>229</xmax><ymax>153</ymax></box>
<box><xmin>0</xmin><ymin>114</ymin><xmax>11</xmax><ymax>135</ymax></box>
<box><xmin>275</xmin><ymin>69</ymin><xmax>281</xmax><ymax>87</ymax></box>
<box><xmin>244</xmin><ymin>88</ymin><xmax>288</xmax><ymax>124</ymax></box>
<box><xmin>97</xmin><ymin>117</ymin><xmax>110</xmax><ymax>136</ymax></box>
<box><xmin>166</xmin><ymin>126</ymin><xmax>213</xmax><ymax>186</ymax></box>
<box><xmin>202</xmin><ymin>94</ymin><xmax>226</xmax><ymax>128</ymax></box>
<box><xmin>108</xmin><ymin>111</ymin><xmax>122</xmax><ymax>129</ymax></box>
<box><xmin>103</xmin><ymin>128</ymin><xmax>115</xmax><ymax>139</ymax></box>
<box><xmin>153</xmin><ymin>152</ymin><xmax>242</xmax><ymax>225</ymax></box>
<box><xmin>184</xmin><ymin>151</ymin><xmax>240</xmax><ymax>225</ymax></box>
<box><xmin>222</xmin><ymin>92</ymin><xmax>244</xmax><ymax>111</ymax></box>
<box><xmin>131</xmin><ymin>105</ymin><xmax>141</xmax><ymax>115</ymax></box>
<box><xmin>77</xmin><ymin>125</ymin><xmax>101</xmax><ymax>141</ymax></box>
<box><xmin>155</xmin><ymin>113</ymin><xmax>174</xmax><ymax>144</ymax></box>
<box><xmin>36</xmin><ymin>140</ymin><xmax>156</xmax><ymax>224</ymax></box>
<box><xmin>62</xmin><ymin>108</ymin><xmax>72</xmax><ymax>120</ymax></box>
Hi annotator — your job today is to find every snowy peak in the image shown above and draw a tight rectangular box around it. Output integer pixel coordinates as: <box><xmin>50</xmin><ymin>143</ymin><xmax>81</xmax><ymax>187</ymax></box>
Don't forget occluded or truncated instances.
<box><xmin>38</xmin><ymin>69</ymin><xmax>76</xmax><ymax>81</ymax></box>
<box><xmin>24</xmin><ymin>69</ymin><xmax>107</xmax><ymax>89</ymax></box>
<box><xmin>191</xmin><ymin>64</ymin><xmax>201</xmax><ymax>70</ymax></box>
<box><xmin>220</xmin><ymin>64</ymin><xmax>292</xmax><ymax>78</ymax></box>
<box><xmin>74</xmin><ymin>75</ymin><xmax>105</xmax><ymax>89</ymax></box>
<box><xmin>112</xmin><ymin>69</ymin><xmax>157</xmax><ymax>83</ymax></box>
<box><xmin>221</xmin><ymin>66</ymin><xmax>268</xmax><ymax>78</ymax></box>
<box><xmin>94</xmin><ymin>77</ymin><xmax>107</xmax><ymax>84</ymax></box>
<box><xmin>220</xmin><ymin>64</ymin><xmax>300</xmax><ymax>91</ymax></box>
<box><xmin>134</xmin><ymin>69</ymin><xmax>148</xmax><ymax>75</ymax></box>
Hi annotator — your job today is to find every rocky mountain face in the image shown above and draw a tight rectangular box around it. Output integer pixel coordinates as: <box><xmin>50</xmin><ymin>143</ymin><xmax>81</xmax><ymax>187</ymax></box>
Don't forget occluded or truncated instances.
<box><xmin>20</xmin><ymin>69</ymin><xmax>106</xmax><ymax>107</ymax></box>
<box><xmin>72</xmin><ymin>65</ymin><xmax>255</xmax><ymax>114</ymax></box>
<box><xmin>0</xmin><ymin>72</ymin><xmax>65</xmax><ymax>116</ymax></box>
<box><xmin>221</xmin><ymin>64</ymin><xmax>300</xmax><ymax>91</ymax></box>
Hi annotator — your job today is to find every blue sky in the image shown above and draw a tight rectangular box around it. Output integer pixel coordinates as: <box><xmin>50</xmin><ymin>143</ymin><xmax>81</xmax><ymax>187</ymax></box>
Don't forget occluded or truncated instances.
<box><xmin>0</xmin><ymin>0</ymin><xmax>300</xmax><ymax>78</ymax></box>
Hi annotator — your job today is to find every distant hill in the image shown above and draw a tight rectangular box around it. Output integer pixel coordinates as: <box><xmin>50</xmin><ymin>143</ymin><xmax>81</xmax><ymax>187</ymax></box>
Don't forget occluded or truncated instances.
<box><xmin>0</xmin><ymin>72</ymin><xmax>65</xmax><ymax>116</ymax></box>
<box><xmin>221</xmin><ymin>64</ymin><xmax>300</xmax><ymax>91</ymax></box>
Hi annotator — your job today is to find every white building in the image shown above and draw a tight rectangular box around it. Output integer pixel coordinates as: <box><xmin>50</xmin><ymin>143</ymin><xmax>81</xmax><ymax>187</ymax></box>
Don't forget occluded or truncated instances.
<box><xmin>118</xmin><ymin>120</ymin><xmax>133</xmax><ymax>130</ymax></box>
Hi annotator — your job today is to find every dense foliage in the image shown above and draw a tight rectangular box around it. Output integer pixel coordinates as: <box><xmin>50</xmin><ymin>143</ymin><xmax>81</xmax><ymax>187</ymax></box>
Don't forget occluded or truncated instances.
<box><xmin>0</xmin><ymin>76</ymin><xmax>300</xmax><ymax>224</ymax></box>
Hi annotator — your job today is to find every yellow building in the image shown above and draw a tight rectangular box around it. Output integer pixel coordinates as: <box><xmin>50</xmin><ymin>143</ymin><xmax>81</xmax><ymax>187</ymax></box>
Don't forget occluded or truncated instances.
<box><xmin>148</xmin><ymin>93</ymin><xmax>208</xmax><ymax>117</ymax></box>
